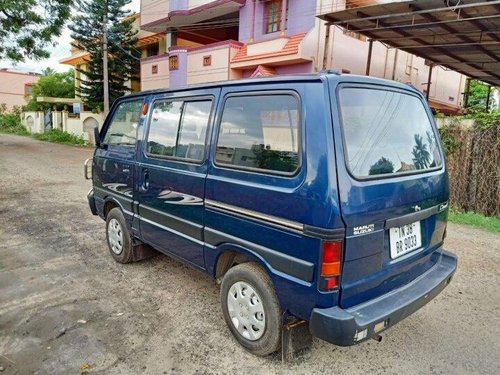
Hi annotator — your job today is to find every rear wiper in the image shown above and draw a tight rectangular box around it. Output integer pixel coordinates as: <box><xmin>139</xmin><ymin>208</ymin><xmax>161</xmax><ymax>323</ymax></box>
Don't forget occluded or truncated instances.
<box><xmin>108</xmin><ymin>132</ymin><xmax>135</xmax><ymax>140</ymax></box>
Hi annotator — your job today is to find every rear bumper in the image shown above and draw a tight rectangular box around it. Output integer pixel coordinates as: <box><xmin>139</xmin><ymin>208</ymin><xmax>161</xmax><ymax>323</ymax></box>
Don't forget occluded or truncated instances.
<box><xmin>87</xmin><ymin>189</ymin><xmax>98</xmax><ymax>216</ymax></box>
<box><xmin>309</xmin><ymin>250</ymin><xmax>457</xmax><ymax>346</ymax></box>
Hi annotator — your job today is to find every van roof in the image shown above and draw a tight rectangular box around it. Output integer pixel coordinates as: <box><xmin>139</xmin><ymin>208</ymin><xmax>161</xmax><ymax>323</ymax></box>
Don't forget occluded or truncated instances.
<box><xmin>123</xmin><ymin>71</ymin><xmax>418</xmax><ymax>99</ymax></box>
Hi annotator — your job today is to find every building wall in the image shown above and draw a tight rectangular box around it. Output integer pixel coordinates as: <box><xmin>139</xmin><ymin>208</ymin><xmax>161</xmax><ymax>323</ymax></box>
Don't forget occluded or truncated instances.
<box><xmin>141</xmin><ymin>55</ymin><xmax>170</xmax><ymax>91</ymax></box>
<box><xmin>187</xmin><ymin>45</ymin><xmax>242</xmax><ymax>85</ymax></box>
<box><xmin>187</xmin><ymin>0</ymin><xmax>210</xmax><ymax>9</ymax></box>
<box><xmin>0</xmin><ymin>70</ymin><xmax>39</xmax><ymax>110</ymax></box>
<box><xmin>141</xmin><ymin>0</ymin><xmax>169</xmax><ymax>27</ymax></box>
<box><xmin>325</xmin><ymin>26</ymin><xmax>465</xmax><ymax>109</ymax></box>
<box><xmin>239</xmin><ymin>0</ymin><xmax>316</xmax><ymax>43</ymax></box>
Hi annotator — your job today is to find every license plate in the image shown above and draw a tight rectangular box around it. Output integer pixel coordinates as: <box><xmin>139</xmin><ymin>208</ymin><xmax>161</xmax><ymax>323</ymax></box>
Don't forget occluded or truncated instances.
<box><xmin>389</xmin><ymin>221</ymin><xmax>422</xmax><ymax>259</ymax></box>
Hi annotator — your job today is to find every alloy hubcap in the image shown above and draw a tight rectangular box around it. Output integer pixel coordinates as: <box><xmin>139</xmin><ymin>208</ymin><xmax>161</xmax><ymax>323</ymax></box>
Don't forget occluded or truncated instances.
<box><xmin>108</xmin><ymin>218</ymin><xmax>124</xmax><ymax>255</ymax></box>
<box><xmin>227</xmin><ymin>281</ymin><xmax>265</xmax><ymax>341</ymax></box>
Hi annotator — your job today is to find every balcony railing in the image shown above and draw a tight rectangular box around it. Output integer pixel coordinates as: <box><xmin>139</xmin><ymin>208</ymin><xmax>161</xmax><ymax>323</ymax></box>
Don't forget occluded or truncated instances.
<box><xmin>141</xmin><ymin>0</ymin><xmax>244</xmax><ymax>31</ymax></box>
<box><xmin>140</xmin><ymin>40</ymin><xmax>243</xmax><ymax>91</ymax></box>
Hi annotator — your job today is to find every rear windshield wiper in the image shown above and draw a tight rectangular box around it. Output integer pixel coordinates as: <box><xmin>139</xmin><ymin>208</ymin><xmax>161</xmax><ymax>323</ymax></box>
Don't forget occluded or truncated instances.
<box><xmin>108</xmin><ymin>132</ymin><xmax>135</xmax><ymax>140</ymax></box>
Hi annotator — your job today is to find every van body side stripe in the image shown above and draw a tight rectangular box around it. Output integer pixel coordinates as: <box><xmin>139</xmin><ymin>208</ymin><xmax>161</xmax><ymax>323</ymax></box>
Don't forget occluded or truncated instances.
<box><xmin>139</xmin><ymin>215</ymin><xmax>205</xmax><ymax>246</ymax></box>
<box><xmin>205</xmin><ymin>199</ymin><xmax>304</xmax><ymax>232</ymax></box>
<box><xmin>139</xmin><ymin>205</ymin><xmax>203</xmax><ymax>241</ymax></box>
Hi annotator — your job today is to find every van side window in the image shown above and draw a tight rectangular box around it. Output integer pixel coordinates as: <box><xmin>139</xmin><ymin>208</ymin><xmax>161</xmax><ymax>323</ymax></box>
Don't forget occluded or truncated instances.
<box><xmin>215</xmin><ymin>94</ymin><xmax>300</xmax><ymax>174</ymax></box>
<box><xmin>146</xmin><ymin>100</ymin><xmax>212</xmax><ymax>161</ymax></box>
<box><xmin>102</xmin><ymin>100</ymin><xmax>143</xmax><ymax>145</ymax></box>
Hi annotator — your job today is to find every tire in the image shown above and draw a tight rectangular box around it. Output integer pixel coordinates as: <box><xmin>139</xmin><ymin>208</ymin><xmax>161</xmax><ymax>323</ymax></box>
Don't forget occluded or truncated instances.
<box><xmin>220</xmin><ymin>262</ymin><xmax>282</xmax><ymax>356</ymax></box>
<box><xmin>105</xmin><ymin>207</ymin><xmax>134</xmax><ymax>264</ymax></box>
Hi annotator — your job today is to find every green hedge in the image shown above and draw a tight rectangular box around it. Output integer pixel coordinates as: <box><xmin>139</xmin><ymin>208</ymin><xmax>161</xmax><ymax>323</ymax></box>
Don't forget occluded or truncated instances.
<box><xmin>0</xmin><ymin>113</ymin><xmax>29</xmax><ymax>135</ymax></box>
<box><xmin>32</xmin><ymin>129</ymin><xmax>85</xmax><ymax>145</ymax></box>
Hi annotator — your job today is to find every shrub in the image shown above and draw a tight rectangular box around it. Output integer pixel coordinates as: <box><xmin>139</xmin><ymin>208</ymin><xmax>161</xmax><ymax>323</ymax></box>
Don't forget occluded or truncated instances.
<box><xmin>466</xmin><ymin>110</ymin><xmax>500</xmax><ymax>130</ymax></box>
<box><xmin>32</xmin><ymin>129</ymin><xmax>85</xmax><ymax>145</ymax></box>
<box><xmin>0</xmin><ymin>113</ymin><xmax>29</xmax><ymax>135</ymax></box>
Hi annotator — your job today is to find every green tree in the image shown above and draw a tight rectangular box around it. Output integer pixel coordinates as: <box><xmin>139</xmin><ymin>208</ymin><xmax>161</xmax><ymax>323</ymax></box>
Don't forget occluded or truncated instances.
<box><xmin>369</xmin><ymin>157</ymin><xmax>394</xmax><ymax>176</ymax></box>
<box><xmin>0</xmin><ymin>0</ymin><xmax>72</xmax><ymax>62</ymax></box>
<box><xmin>412</xmin><ymin>134</ymin><xmax>431</xmax><ymax>169</ymax></box>
<box><xmin>69</xmin><ymin>0</ymin><xmax>140</xmax><ymax>112</ymax></box>
<box><xmin>466</xmin><ymin>80</ymin><xmax>495</xmax><ymax>111</ymax></box>
<box><xmin>24</xmin><ymin>69</ymin><xmax>75</xmax><ymax>111</ymax></box>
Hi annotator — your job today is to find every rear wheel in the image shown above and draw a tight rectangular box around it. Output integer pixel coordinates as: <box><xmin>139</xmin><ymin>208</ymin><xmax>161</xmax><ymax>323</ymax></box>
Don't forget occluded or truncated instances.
<box><xmin>105</xmin><ymin>207</ymin><xmax>133</xmax><ymax>263</ymax></box>
<box><xmin>220</xmin><ymin>262</ymin><xmax>282</xmax><ymax>356</ymax></box>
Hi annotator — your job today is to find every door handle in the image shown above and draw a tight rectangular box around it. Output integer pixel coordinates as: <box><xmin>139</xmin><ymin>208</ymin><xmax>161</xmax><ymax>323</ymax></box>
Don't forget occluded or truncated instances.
<box><xmin>141</xmin><ymin>169</ymin><xmax>150</xmax><ymax>192</ymax></box>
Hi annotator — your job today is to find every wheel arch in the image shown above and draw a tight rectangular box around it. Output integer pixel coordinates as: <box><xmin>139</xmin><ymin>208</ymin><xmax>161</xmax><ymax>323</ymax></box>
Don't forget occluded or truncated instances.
<box><xmin>211</xmin><ymin>244</ymin><xmax>281</xmax><ymax>296</ymax></box>
<box><xmin>103</xmin><ymin>197</ymin><xmax>124</xmax><ymax>218</ymax></box>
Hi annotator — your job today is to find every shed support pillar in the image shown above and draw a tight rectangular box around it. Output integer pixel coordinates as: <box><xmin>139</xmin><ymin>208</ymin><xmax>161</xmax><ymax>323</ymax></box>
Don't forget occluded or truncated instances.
<box><xmin>426</xmin><ymin>64</ymin><xmax>434</xmax><ymax>101</ymax></box>
<box><xmin>365</xmin><ymin>39</ymin><xmax>373</xmax><ymax>76</ymax></box>
<box><xmin>485</xmin><ymin>85</ymin><xmax>491</xmax><ymax>112</ymax></box>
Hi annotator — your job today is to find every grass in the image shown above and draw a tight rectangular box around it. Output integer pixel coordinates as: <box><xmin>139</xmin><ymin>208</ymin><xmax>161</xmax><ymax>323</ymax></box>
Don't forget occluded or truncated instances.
<box><xmin>0</xmin><ymin>113</ymin><xmax>30</xmax><ymax>135</ymax></box>
<box><xmin>448</xmin><ymin>210</ymin><xmax>500</xmax><ymax>233</ymax></box>
<box><xmin>0</xmin><ymin>113</ymin><xmax>85</xmax><ymax>145</ymax></box>
<box><xmin>32</xmin><ymin>129</ymin><xmax>85</xmax><ymax>145</ymax></box>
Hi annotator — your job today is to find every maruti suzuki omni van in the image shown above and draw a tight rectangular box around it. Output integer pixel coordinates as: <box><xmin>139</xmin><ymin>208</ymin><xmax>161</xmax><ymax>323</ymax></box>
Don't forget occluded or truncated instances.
<box><xmin>86</xmin><ymin>72</ymin><xmax>457</xmax><ymax>356</ymax></box>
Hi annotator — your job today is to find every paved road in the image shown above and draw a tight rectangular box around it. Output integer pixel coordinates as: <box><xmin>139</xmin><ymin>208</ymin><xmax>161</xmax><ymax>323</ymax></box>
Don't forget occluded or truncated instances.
<box><xmin>0</xmin><ymin>134</ymin><xmax>499</xmax><ymax>374</ymax></box>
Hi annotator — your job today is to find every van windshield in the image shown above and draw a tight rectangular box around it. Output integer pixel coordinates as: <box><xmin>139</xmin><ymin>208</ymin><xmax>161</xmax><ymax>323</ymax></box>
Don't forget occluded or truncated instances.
<box><xmin>338</xmin><ymin>87</ymin><xmax>443</xmax><ymax>178</ymax></box>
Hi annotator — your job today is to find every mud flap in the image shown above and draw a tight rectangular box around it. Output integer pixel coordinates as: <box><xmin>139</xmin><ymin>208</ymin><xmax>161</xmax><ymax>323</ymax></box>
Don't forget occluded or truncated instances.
<box><xmin>281</xmin><ymin>315</ymin><xmax>312</xmax><ymax>363</ymax></box>
<box><xmin>132</xmin><ymin>243</ymin><xmax>155</xmax><ymax>262</ymax></box>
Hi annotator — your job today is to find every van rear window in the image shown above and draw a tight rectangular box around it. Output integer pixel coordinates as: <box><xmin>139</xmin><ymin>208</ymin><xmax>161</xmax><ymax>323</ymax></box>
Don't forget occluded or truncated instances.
<box><xmin>338</xmin><ymin>88</ymin><xmax>442</xmax><ymax>178</ymax></box>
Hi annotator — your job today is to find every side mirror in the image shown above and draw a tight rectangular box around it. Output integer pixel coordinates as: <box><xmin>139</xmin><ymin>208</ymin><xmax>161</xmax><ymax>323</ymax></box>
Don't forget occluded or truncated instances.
<box><xmin>94</xmin><ymin>126</ymin><xmax>101</xmax><ymax>147</ymax></box>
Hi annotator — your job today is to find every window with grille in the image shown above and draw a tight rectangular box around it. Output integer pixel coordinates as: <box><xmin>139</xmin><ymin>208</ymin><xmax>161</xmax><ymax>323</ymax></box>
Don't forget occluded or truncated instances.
<box><xmin>169</xmin><ymin>55</ymin><xmax>179</xmax><ymax>70</ymax></box>
<box><xmin>146</xmin><ymin>43</ymin><xmax>159</xmax><ymax>57</ymax></box>
<box><xmin>265</xmin><ymin>0</ymin><xmax>286</xmax><ymax>34</ymax></box>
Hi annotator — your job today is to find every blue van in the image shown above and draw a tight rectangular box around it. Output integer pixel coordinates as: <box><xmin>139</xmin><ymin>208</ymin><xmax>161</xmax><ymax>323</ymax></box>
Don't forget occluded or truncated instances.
<box><xmin>86</xmin><ymin>72</ymin><xmax>457</xmax><ymax>356</ymax></box>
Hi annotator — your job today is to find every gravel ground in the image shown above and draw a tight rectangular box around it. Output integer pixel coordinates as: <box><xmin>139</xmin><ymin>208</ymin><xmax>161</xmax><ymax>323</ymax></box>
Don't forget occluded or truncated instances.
<box><xmin>0</xmin><ymin>134</ymin><xmax>499</xmax><ymax>375</ymax></box>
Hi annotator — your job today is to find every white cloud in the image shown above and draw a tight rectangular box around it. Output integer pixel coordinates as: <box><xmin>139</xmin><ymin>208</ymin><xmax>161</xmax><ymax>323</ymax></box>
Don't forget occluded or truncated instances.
<box><xmin>2</xmin><ymin>0</ymin><xmax>141</xmax><ymax>74</ymax></box>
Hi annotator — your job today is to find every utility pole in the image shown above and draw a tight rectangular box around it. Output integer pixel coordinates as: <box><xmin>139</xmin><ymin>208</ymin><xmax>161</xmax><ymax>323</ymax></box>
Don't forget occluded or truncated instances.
<box><xmin>102</xmin><ymin>13</ymin><xmax>109</xmax><ymax>116</ymax></box>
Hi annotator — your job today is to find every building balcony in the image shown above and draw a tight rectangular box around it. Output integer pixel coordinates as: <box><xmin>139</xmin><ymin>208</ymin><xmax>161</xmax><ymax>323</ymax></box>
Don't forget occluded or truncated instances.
<box><xmin>140</xmin><ymin>40</ymin><xmax>243</xmax><ymax>91</ymax></box>
<box><xmin>141</xmin><ymin>0</ymin><xmax>245</xmax><ymax>32</ymax></box>
<box><xmin>230</xmin><ymin>32</ymin><xmax>313</xmax><ymax>72</ymax></box>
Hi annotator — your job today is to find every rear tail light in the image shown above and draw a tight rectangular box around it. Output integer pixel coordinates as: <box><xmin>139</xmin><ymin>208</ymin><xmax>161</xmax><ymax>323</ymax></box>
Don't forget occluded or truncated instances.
<box><xmin>320</xmin><ymin>240</ymin><xmax>343</xmax><ymax>291</ymax></box>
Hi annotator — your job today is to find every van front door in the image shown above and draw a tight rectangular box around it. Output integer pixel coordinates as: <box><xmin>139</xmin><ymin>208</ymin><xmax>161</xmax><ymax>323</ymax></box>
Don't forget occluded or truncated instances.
<box><xmin>93</xmin><ymin>98</ymin><xmax>144</xmax><ymax>224</ymax></box>
<box><xmin>137</xmin><ymin>89</ymin><xmax>218</xmax><ymax>269</ymax></box>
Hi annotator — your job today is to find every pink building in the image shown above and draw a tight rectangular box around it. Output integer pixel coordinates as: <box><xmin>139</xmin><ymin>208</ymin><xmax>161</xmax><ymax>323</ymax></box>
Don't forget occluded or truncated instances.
<box><xmin>0</xmin><ymin>69</ymin><xmax>40</xmax><ymax>110</ymax></box>
<box><xmin>140</xmin><ymin>0</ymin><xmax>465</xmax><ymax>114</ymax></box>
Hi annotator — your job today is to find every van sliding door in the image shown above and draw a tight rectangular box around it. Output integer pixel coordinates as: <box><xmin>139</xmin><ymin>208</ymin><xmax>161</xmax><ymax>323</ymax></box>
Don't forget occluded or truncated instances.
<box><xmin>136</xmin><ymin>88</ymin><xmax>219</xmax><ymax>269</ymax></box>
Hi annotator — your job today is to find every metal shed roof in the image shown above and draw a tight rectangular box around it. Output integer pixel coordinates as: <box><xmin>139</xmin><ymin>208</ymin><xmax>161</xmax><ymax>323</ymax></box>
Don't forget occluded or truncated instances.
<box><xmin>319</xmin><ymin>0</ymin><xmax>500</xmax><ymax>87</ymax></box>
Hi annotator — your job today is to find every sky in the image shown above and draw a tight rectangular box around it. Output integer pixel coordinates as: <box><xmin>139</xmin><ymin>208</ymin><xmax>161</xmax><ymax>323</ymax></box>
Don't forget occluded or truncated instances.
<box><xmin>2</xmin><ymin>0</ymin><xmax>140</xmax><ymax>74</ymax></box>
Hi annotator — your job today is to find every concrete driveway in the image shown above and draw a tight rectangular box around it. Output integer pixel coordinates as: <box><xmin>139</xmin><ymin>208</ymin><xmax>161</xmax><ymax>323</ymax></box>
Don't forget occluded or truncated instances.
<box><xmin>0</xmin><ymin>134</ymin><xmax>499</xmax><ymax>374</ymax></box>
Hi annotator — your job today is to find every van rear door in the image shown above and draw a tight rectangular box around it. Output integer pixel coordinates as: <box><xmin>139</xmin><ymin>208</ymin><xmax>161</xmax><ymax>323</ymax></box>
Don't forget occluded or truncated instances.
<box><xmin>331</xmin><ymin>82</ymin><xmax>449</xmax><ymax>309</ymax></box>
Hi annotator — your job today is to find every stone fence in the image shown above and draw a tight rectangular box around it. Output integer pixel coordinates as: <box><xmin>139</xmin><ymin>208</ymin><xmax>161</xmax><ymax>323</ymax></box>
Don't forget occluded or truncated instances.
<box><xmin>22</xmin><ymin>111</ymin><xmax>104</xmax><ymax>144</ymax></box>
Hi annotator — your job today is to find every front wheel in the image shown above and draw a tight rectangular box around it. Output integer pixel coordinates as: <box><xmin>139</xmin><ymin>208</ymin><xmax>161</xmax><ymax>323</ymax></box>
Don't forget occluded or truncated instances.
<box><xmin>105</xmin><ymin>207</ymin><xmax>134</xmax><ymax>264</ymax></box>
<box><xmin>220</xmin><ymin>262</ymin><xmax>282</xmax><ymax>356</ymax></box>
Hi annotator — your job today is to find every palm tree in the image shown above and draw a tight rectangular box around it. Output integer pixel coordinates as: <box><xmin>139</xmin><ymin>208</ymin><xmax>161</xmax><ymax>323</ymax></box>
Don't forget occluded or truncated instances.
<box><xmin>426</xmin><ymin>130</ymin><xmax>435</xmax><ymax>148</ymax></box>
<box><xmin>412</xmin><ymin>134</ymin><xmax>431</xmax><ymax>169</ymax></box>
